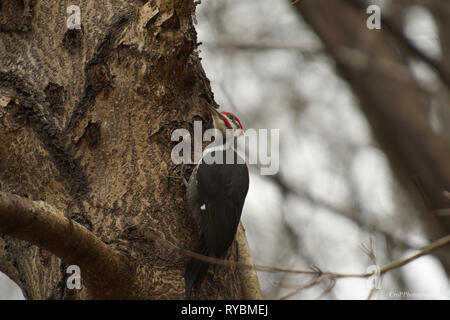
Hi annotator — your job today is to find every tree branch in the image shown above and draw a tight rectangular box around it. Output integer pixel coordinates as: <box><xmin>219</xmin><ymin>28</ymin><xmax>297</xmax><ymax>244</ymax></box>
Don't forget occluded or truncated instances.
<box><xmin>279</xmin><ymin>234</ymin><xmax>450</xmax><ymax>299</ymax></box>
<box><xmin>151</xmin><ymin>228</ymin><xmax>450</xmax><ymax>298</ymax></box>
<box><xmin>0</xmin><ymin>192</ymin><xmax>134</xmax><ymax>299</ymax></box>
<box><xmin>204</xmin><ymin>41</ymin><xmax>324</xmax><ymax>55</ymax></box>
<box><xmin>379</xmin><ymin>234</ymin><xmax>450</xmax><ymax>275</ymax></box>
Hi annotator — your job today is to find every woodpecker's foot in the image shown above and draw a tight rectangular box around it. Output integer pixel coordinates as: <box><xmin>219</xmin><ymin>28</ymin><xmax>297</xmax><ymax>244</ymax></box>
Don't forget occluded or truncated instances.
<box><xmin>168</xmin><ymin>163</ymin><xmax>188</xmax><ymax>187</ymax></box>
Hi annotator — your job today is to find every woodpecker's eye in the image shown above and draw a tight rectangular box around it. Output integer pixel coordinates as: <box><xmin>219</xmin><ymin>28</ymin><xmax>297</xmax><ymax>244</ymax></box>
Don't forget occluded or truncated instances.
<box><xmin>228</xmin><ymin>115</ymin><xmax>238</xmax><ymax>125</ymax></box>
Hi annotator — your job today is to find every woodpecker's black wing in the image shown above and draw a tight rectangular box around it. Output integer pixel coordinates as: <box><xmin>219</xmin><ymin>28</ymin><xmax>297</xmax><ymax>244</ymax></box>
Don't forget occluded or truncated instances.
<box><xmin>196</xmin><ymin>150</ymin><xmax>249</xmax><ymax>257</ymax></box>
<box><xmin>184</xmin><ymin>150</ymin><xmax>249</xmax><ymax>299</ymax></box>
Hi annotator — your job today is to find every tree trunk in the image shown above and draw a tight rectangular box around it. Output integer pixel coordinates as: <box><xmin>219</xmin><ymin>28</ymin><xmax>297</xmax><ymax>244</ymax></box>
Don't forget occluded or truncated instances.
<box><xmin>0</xmin><ymin>0</ymin><xmax>260</xmax><ymax>300</ymax></box>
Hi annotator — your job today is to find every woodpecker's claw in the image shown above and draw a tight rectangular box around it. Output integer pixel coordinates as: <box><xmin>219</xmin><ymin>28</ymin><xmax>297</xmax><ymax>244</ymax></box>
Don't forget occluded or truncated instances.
<box><xmin>168</xmin><ymin>163</ymin><xmax>188</xmax><ymax>187</ymax></box>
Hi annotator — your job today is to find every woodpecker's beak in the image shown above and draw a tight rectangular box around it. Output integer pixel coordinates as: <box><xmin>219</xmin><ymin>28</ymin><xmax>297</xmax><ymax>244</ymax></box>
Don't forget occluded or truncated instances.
<box><xmin>206</xmin><ymin>103</ymin><xmax>223</xmax><ymax>118</ymax></box>
<box><xmin>206</xmin><ymin>103</ymin><xmax>227</xmax><ymax>131</ymax></box>
<box><xmin>206</xmin><ymin>103</ymin><xmax>245</xmax><ymax>136</ymax></box>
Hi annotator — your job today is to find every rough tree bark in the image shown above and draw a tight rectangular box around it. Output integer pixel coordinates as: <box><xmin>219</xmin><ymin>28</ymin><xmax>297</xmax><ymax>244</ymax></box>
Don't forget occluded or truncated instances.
<box><xmin>0</xmin><ymin>0</ymin><xmax>260</xmax><ymax>299</ymax></box>
<box><xmin>294</xmin><ymin>0</ymin><xmax>450</xmax><ymax>273</ymax></box>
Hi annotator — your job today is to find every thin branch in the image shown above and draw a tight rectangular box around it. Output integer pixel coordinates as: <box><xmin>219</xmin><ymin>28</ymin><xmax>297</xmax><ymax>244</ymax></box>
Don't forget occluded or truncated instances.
<box><xmin>0</xmin><ymin>192</ymin><xmax>134</xmax><ymax>299</ymax></box>
<box><xmin>379</xmin><ymin>234</ymin><xmax>450</xmax><ymax>275</ymax></box>
<box><xmin>279</xmin><ymin>275</ymin><xmax>333</xmax><ymax>300</ymax></box>
<box><xmin>360</xmin><ymin>238</ymin><xmax>379</xmax><ymax>299</ymax></box>
<box><xmin>279</xmin><ymin>278</ymin><xmax>320</xmax><ymax>300</ymax></box>
<box><xmin>204</xmin><ymin>41</ymin><xmax>324</xmax><ymax>56</ymax></box>
<box><xmin>316</xmin><ymin>279</ymin><xmax>336</xmax><ymax>300</ymax></box>
<box><xmin>151</xmin><ymin>229</ymin><xmax>450</xmax><ymax>298</ymax></box>
<box><xmin>366</xmin><ymin>286</ymin><xmax>377</xmax><ymax>300</ymax></box>
<box><xmin>360</xmin><ymin>237</ymin><xmax>378</xmax><ymax>266</ymax></box>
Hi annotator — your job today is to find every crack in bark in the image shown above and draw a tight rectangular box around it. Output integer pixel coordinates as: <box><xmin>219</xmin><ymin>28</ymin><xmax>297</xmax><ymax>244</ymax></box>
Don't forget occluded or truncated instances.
<box><xmin>63</xmin><ymin>15</ymin><xmax>131</xmax><ymax>137</ymax></box>
<box><xmin>0</xmin><ymin>72</ymin><xmax>90</xmax><ymax>199</ymax></box>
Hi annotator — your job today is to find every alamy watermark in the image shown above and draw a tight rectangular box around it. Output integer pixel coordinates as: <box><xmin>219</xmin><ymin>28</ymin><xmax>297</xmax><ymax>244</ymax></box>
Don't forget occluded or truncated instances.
<box><xmin>66</xmin><ymin>265</ymin><xmax>81</xmax><ymax>289</ymax></box>
<box><xmin>67</xmin><ymin>5</ymin><xmax>81</xmax><ymax>30</ymax></box>
<box><xmin>171</xmin><ymin>121</ymin><xmax>279</xmax><ymax>175</ymax></box>
<box><xmin>366</xmin><ymin>264</ymin><xmax>382</xmax><ymax>290</ymax></box>
<box><xmin>366</xmin><ymin>5</ymin><xmax>381</xmax><ymax>30</ymax></box>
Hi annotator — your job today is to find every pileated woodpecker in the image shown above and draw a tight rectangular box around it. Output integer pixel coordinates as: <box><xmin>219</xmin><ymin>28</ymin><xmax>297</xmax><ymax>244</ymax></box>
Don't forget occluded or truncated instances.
<box><xmin>183</xmin><ymin>104</ymin><xmax>249</xmax><ymax>299</ymax></box>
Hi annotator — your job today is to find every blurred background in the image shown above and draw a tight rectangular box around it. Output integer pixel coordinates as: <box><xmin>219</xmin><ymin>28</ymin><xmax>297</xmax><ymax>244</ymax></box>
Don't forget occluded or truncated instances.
<box><xmin>194</xmin><ymin>0</ymin><xmax>450</xmax><ymax>299</ymax></box>
<box><xmin>1</xmin><ymin>0</ymin><xmax>449</xmax><ymax>299</ymax></box>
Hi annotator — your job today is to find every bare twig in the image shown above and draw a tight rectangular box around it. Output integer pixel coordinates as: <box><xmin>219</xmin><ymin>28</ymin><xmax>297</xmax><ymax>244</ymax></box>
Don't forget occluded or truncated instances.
<box><xmin>360</xmin><ymin>237</ymin><xmax>377</xmax><ymax>266</ymax></box>
<box><xmin>360</xmin><ymin>238</ymin><xmax>380</xmax><ymax>299</ymax></box>
<box><xmin>204</xmin><ymin>41</ymin><xmax>323</xmax><ymax>55</ymax></box>
<box><xmin>378</xmin><ymin>234</ymin><xmax>450</xmax><ymax>275</ymax></box>
<box><xmin>153</xmin><ymin>227</ymin><xmax>450</xmax><ymax>277</ymax></box>
<box><xmin>316</xmin><ymin>279</ymin><xmax>336</xmax><ymax>300</ymax></box>
<box><xmin>280</xmin><ymin>277</ymin><xmax>322</xmax><ymax>300</ymax></box>
<box><xmin>151</xmin><ymin>230</ymin><xmax>450</xmax><ymax>298</ymax></box>
<box><xmin>347</xmin><ymin>0</ymin><xmax>450</xmax><ymax>89</ymax></box>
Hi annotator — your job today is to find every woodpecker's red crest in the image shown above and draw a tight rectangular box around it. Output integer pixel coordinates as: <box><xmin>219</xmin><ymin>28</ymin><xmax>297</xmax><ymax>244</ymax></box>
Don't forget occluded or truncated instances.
<box><xmin>221</xmin><ymin>112</ymin><xmax>245</xmax><ymax>133</ymax></box>
<box><xmin>207</xmin><ymin>103</ymin><xmax>245</xmax><ymax>137</ymax></box>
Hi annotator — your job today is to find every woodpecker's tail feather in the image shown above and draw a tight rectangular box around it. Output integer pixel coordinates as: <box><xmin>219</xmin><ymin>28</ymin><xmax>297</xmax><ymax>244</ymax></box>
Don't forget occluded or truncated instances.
<box><xmin>185</xmin><ymin>240</ymin><xmax>209</xmax><ymax>300</ymax></box>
